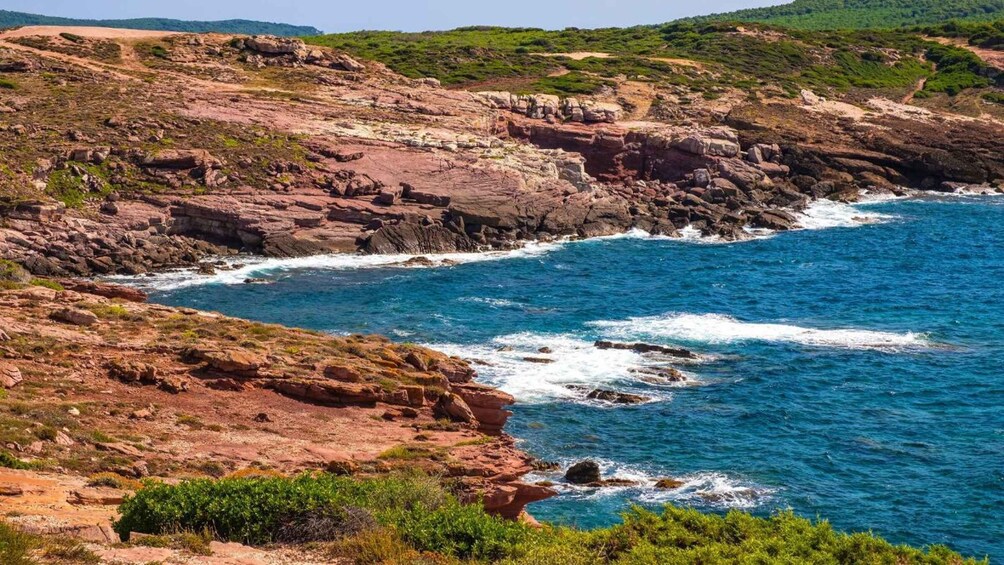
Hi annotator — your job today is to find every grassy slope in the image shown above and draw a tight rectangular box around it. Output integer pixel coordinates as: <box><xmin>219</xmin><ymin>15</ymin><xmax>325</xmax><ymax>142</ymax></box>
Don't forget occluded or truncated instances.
<box><xmin>690</xmin><ymin>0</ymin><xmax>1004</xmax><ymax>30</ymax></box>
<box><xmin>0</xmin><ymin>9</ymin><xmax>320</xmax><ymax>36</ymax></box>
<box><xmin>306</xmin><ymin>22</ymin><xmax>1002</xmax><ymax>98</ymax></box>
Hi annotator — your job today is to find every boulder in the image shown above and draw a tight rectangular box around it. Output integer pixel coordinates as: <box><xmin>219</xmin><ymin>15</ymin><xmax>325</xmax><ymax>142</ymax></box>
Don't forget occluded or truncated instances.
<box><xmin>655</xmin><ymin>478</ymin><xmax>686</xmax><ymax>489</ymax></box>
<box><xmin>142</xmin><ymin>149</ymin><xmax>220</xmax><ymax>170</ymax></box>
<box><xmin>750</xmin><ymin>210</ymin><xmax>797</xmax><ymax>231</ymax></box>
<box><xmin>68</xmin><ymin>488</ymin><xmax>126</xmax><ymax>506</ymax></box>
<box><xmin>192</xmin><ymin>348</ymin><xmax>268</xmax><ymax>376</ymax></box>
<box><xmin>434</xmin><ymin>392</ymin><xmax>477</xmax><ymax>424</ymax></box>
<box><xmin>675</xmin><ymin>136</ymin><xmax>740</xmax><ymax>158</ymax></box>
<box><xmin>0</xmin><ymin>362</ymin><xmax>22</xmax><ymax>389</ymax></box>
<box><xmin>323</xmin><ymin>364</ymin><xmax>363</xmax><ymax>382</ymax></box>
<box><xmin>58</xmin><ymin>280</ymin><xmax>147</xmax><ymax>303</ymax></box>
<box><xmin>585</xmin><ymin>388</ymin><xmax>650</xmax><ymax>404</ymax></box>
<box><xmin>245</xmin><ymin>36</ymin><xmax>307</xmax><ymax>56</ymax></box>
<box><xmin>50</xmin><ymin>307</ymin><xmax>98</xmax><ymax>326</ymax></box>
<box><xmin>565</xmin><ymin>460</ymin><xmax>601</xmax><ymax>485</ymax></box>
<box><xmin>332</xmin><ymin>54</ymin><xmax>365</xmax><ymax>72</ymax></box>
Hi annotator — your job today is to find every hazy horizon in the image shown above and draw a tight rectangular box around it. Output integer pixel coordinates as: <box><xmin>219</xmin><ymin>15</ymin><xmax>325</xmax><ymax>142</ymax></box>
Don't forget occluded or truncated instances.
<box><xmin>4</xmin><ymin>0</ymin><xmax>788</xmax><ymax>33</ymax></box>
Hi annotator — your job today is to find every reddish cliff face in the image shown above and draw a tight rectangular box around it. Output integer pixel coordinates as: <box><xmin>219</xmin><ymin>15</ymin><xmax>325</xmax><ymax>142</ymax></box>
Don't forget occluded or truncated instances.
<box><xmin>0</xmin><ymin>282</ymin><xmax>554</xmax><ymax>530</ymax></box>
<box><xmin>11</xmin><ymin>28</ymin><xmax>1000</xmax><ymax>277</ymax></box>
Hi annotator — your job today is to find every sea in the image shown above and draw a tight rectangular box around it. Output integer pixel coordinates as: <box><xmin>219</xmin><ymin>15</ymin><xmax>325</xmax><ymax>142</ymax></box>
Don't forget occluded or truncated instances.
<box><xmin>130</xmin><ymin>192</ymin><xmax>1004</xmax><ymax>561</ymax></box>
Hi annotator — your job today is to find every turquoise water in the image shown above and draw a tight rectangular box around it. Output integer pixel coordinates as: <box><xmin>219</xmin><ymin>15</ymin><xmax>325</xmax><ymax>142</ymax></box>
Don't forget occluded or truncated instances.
<box><xmin>145</xmin><ymin>195</ymin><xmax>1004</xmax><ymax>560</ymax></box>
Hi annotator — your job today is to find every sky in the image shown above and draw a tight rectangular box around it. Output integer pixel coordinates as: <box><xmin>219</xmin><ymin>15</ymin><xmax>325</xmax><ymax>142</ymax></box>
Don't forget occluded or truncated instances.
<box><xmin>6</xmin><ymin>0</ymin><xmax>787</xmax><ymax>33</ymax></box>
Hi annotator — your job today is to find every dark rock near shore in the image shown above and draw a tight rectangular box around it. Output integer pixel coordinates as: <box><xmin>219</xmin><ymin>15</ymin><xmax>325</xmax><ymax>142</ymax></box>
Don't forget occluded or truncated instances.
<box><xmin>594</xmin><ymin>340</ymin><xmax>697</xmax><ymax>359</ymax></box>
<box><xmin>565</xmin><ymin>460</ymin><xmax>602</xmax><ymax>484</ymax></box>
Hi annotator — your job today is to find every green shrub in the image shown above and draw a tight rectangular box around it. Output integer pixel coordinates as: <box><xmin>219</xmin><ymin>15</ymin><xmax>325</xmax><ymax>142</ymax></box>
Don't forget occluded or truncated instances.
<box><xmin>30</xmin><ymin>279</ymin><xmax>64</xmax><ymax>291</ymax></box>
<box><xmin>114</xmin><ymin>473</ymin><xmax>450</xmax><ymax>545</ymax></box>
<box><xmin>0</xmin><ymin>260</ymin><xmax>30</xmax><ymax>285</ymax></box>
<box><xmin>0</xmin><ymin>521</ymin><xmax>37</xmax><ymax>565</ymax></box>
<box><xmin>0</xmin><ymin>451</ymin><xmax>32</xmax><ymax>470</ymax></box>
<box><xmin>59</xmin><ymin>32</ymin><xmax>84</xmax><ymax>43</ymax></box>
<box><xmin>0</xmin><ymin>79</ymin><xmax>16</xmax><ymax>90</ymax></box>
<box><xmin>397</xmin><ymin>500</ymin><xmax>530</xmax><ymax>560</ymax></box>
<box><xmin>115</xmin><ymin>474</ymin><xmax>982</xmax><ymax>563</ymax></box>
<box><xmin>983</xmin><ymin>91</ymin><xmax>1004</xmax><ymax>104</ymax></box>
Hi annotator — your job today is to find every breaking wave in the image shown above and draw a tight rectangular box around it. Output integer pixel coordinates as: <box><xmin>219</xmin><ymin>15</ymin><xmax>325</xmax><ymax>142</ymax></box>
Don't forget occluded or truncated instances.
<box><xmin>530</xmin><ymin>458</ymin><xmax>774</xmax><ymax>510</ymax></box>
<box><xmin>110</xmin><ymin>241</ymin><xmax>563</xmax><ymax>291</ymax></box>
<box><xmin>430</xmin><ymin>332</ymin><xmax>693</xmax><ymax>404</ymax></box>
<box><xmin>591</xmin><ymin>313</ymin><xmax>929</xmax><ymax>351</ymax></box>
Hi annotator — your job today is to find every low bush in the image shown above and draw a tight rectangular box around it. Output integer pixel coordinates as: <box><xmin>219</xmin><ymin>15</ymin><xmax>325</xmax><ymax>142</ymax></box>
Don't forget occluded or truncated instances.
<box><xmin>30</xmin><ymin>279</ymin><xmax>64</xmax><ymax>291</ymax></box>
<box><xmin>115</xmin><ymin>473</ymin><xmax>983</xmax><ymax>563</ymax></box>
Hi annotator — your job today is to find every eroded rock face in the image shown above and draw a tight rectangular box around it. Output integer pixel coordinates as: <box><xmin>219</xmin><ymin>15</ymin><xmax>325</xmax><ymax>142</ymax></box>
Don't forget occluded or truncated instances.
<box><xmin>245</xmin><ymin>36</ymin><xmax>308</xmax><ymax>56</ymax></box>
<box><xmin>0</xmin><ymin>282</ymin><xmax>548</xmax><ymax>521</ymax></box>
<box><xmin>478</xmin><ymin>92</ymin><xmax>623</xmax><ymax>123</ymax></box>
<box><xmin>434</xmin><ymin>392</ymin><xmax>477</xmax><ymax>424</ymax></box>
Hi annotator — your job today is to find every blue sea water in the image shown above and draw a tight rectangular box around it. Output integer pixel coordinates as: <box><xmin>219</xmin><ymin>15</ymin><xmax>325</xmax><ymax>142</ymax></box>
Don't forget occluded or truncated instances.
<box><xmin>144</xmin><ymin>195</ymin><xmax>1004</xmax><ymax>561</ymax></box>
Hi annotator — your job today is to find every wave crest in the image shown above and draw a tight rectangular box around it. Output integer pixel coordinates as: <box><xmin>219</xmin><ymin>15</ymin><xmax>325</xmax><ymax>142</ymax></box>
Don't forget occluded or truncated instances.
<box><xmin>591</xmin><ymin>313</ymin><xmax>929</xmax><ymax>351</ymax></box>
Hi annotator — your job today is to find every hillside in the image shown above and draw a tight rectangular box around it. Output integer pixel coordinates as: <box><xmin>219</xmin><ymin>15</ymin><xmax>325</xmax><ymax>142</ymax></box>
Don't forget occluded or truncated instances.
<box><xmin>0</xmin><ymin>9</ymin><xmax>320</xmax><ymax>37</ymax></box>
<box><xmin>690</xmin><ymin>0</ymin><xmax>1004</xmax><ymax>30</ymax></box>
<box><xmin>306</xmin><ymin>22</ymin><xmax>1003</xmax><ymax>100</ymax></box>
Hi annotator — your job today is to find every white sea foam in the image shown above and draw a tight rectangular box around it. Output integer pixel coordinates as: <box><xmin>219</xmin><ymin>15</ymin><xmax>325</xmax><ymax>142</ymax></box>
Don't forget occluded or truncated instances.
<box><xmin>795</xmin><ymin>198</ymin><xmax>895</xmax><ymax>230</ymax></box>
<box><xmin>430</xmin><ymin>333</ymin><xmax>691</xmax><ymax>404</ymax></box>
<box><xmin>110</xmin><ymin>241</ymin><xmax>563</xmax><ymax>291</ymax></box>
<box><xmin>530</xmin><ymin>459</ymin><xmax>774</xmax><ymax>509</ymax></box>
<box><xmin>458</xmin><ymin>297</ymin><xmax>526</xmax><ymax>309</ymax></box>
<box><xmin>636</xmin><ymin>472</ymin><xmax>775</xmax><ymax>509</ymax></box>
<box><xmin>591</xmin><ymin>313</ymin><xmax>929</xmax><ymax>351</ymax></box>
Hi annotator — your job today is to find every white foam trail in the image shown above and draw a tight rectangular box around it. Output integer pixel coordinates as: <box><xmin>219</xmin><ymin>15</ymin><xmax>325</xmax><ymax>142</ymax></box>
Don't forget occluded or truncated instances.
<box><xmin>530</xmin><ymin>459</ymin><xmax>773</xmax><ymax>509</ymax></box>
<box><xmin>110</xmin><ymin>241</ymin><xmax>563</xmax><ymax>291</ymax></box>
<box><xmin>458</xmin><ymin>297</ymin><xmax>526</xmax><ymax>309</ymax></box>
<box><xmin>795</xmin><ymin>198</ymin><xmax>894</xmax><ymax>230</ymax></box>
<box><xmin>591</xmin><ymin>313</ymin><xmax>929</xmax><ymax>351</ymax></box>
<box><xmin>636</xmin><ymin>472</ymin><xmax>775</xmax><ymax>509</ymax></box>
<box><xmin>430</xmin><ymin>333</ymin><xmax>691</xmax><ymax>404</ymax></box>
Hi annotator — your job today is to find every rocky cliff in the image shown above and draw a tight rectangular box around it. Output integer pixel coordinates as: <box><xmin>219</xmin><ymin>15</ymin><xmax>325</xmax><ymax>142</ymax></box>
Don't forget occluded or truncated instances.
<box><xmin>2</xmin><ymin>29</ymin><xmax>1000</xmax><ymax>278</ymax></box>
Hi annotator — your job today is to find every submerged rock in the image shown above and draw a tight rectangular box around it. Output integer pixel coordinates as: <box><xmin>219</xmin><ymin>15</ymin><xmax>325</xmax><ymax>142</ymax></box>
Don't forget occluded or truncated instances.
<box><xmin>585</xmin><ymin>389</ymin><xmax>650</xmax><ymax>404</ymax></box>
<box><xmin>594</xmin><ymin>340</ymin><xmax>697</xmax><ymax>359</ymax></box>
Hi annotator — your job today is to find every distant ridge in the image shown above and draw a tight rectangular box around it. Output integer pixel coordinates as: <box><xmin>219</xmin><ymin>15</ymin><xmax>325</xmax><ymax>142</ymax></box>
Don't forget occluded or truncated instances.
<box><xmin>687</xmin><ymin>0</ymin><xmax>1004</xmax><ymax>30</ymax></box>
<box><xmin>0</xmin><ymin>9</ymin><xmax>321</xmax><ymax>37</ymax></box>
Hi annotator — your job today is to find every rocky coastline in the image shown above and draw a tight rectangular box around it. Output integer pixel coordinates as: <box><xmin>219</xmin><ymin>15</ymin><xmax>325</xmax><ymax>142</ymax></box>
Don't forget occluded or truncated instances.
<box><xmin>1</xmin><ymin>31</ymin><xmax>1001</xmax><ymax>280</ymax></box>
<box><xmin>0</xmin><ymin>278</ymin><xmax>555</xmax><ymax>542</ymax></box>
<box><xmin>0</xmin><ymin>26</ymin><xmax>1003</xmax><ymax>559</ymax></box>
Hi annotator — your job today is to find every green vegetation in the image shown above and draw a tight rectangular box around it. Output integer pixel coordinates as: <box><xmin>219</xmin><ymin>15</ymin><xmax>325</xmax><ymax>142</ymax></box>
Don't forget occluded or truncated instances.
<box><xmin>691</xmin><ymin>0</ymin><xmax>1004</xmax><ymax>30</ymax></box>
<box><xmin>0</xmin><ymin>79</ymin><xmax>16</xmax><ymax>90</ymax></box>
<box><xmin>924</xmin><ymin>43</ymin><xmax>999</xmax><ymax>94</ymax></box>
<box><xmin>58</xmin><ymin>32</ymin><xmax>83</xmax><ymax>43</ymax></box>
<box><xmin>921</xmin><ymin>20</ymin><xmax>1004</xmax><ymax>50</ymax></box>
<box><xmin>29</xmin><ymin>279</ymin><xmax>64</xmax><ymax>291</ymax></box>
<box><xmin>0</xmin><ymin>451</ymin><xmax>33</xmax><ymax>470</ymax></box>
<box><xmin>0</xmin><ymin>520</ymin><xmax>99</xmax><ymax>564</ymax></box>
<box><xmin>308</xmin><ymin>22</ymin><xmax>996</xmax><ymax>97</ymax></box>
<box><xmin>0</xmin><ymin>9</ymin><xmax>321</xmax><ymax>36</ymax></box>
<box><xmin>984</xmin><ymin>91</ymin><xmax>1004</xmax><ymax>102</ymax></box>
<box><xmin>115</xmin><ymin>473</ymin><xmax>982</xmax><ymax>564</ymax></box>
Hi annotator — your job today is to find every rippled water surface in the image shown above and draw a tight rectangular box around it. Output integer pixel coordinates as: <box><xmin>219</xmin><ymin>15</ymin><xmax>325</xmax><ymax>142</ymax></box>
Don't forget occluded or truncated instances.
<box><xmin>145</xmin><ymin>195</ymin><xmax>1004</xmax><ymax>560</ymax></box>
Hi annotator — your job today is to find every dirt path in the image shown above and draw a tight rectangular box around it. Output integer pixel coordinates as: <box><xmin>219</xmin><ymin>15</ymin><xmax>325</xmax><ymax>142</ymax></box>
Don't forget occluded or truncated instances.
<box><xmin>0</xmin><ymin>37</ymin><xmax>143</xmax><ymax>82</ymax></box>
<box><xmin>0</xmin><ymin>25</ymin><xmax>178</xmax><ymax>40</ymax></box>
<box><xmin>902</xmin><ymin>76</ymin><xmax>929</xmax><ymax>104</ymax></box>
